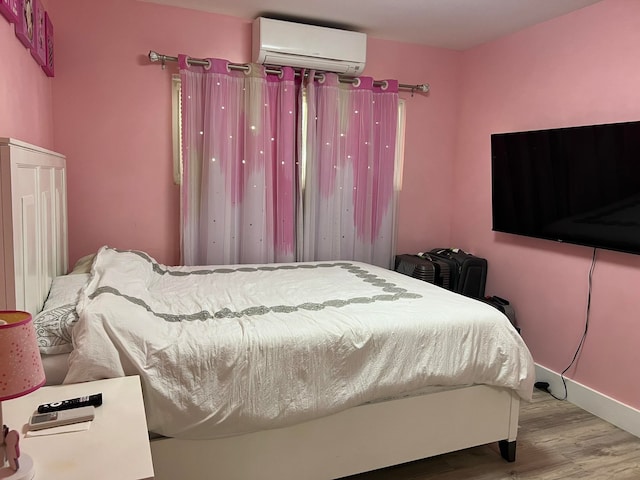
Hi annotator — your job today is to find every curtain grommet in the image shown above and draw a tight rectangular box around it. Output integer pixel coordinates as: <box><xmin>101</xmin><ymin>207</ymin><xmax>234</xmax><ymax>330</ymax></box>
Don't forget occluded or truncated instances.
<box><xmin>380</xmin><ymin>80</ymin><xmax>389</xmax><ymax>91</ymax></box>
<box><xmin>352</xmin><ymin>78</ymin><xmax>361</xmax><ymax>88</ymax></box>
<box><xmin>203</xmin><ymin>59</ymin><xmax>212</xmax><ymax>71</ymax></box>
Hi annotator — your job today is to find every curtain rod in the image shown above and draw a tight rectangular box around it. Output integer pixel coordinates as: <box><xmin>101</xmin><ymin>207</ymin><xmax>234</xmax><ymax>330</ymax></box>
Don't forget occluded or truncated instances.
<box><xmin>148</xmin><ymin>51</ymin><xmax>430</xmax><ymax>94</ymax></box>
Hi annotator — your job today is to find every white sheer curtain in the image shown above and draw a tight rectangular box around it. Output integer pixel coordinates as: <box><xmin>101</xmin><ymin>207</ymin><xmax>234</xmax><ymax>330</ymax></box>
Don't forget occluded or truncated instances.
<box><xmin>299</xmin><ymin>73</ymin><xmax>399</xmax><ymax>268</ymax></box>
<box><xmin>180</xmin><ymin>58</ymin><xmax>399</xmax><ymax>268</ymax></box>
<box><xmin>179</xmin><ymin>57</ymin><xmax>297</xmax><ymax>265</ymax></box>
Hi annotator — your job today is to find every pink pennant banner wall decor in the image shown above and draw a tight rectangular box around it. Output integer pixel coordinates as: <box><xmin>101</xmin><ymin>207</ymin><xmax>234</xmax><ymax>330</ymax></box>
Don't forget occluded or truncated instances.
<box><xmin>0</xmin><ymin>0</ymin><xmax>19</xmax><ymax>23</ymax></box>
<box><xmin>42</xmin><ymin>11</ymin><xmax>54</xmax><ymax>76</ymax></box>
<box><xmin>30</xmin><ymin>0</ymin><xmax>45</xmax><ymax>65</ymax></box>
<box><xmin>6</xmin><ymin>0</ymin><xmax>54</xmax><ymax>76</ymax></box>
<box><xmin>15</xmin><ymin>0</ymin><xmax>35</xmax><ymax>48</ymax></box>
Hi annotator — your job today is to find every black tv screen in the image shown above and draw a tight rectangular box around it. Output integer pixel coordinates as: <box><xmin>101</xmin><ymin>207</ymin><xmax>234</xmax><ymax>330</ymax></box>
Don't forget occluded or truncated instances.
<box><xmin>491</xmin><ymin>120</ymin><xmax>640</xmax><ymax>255</ymax></box>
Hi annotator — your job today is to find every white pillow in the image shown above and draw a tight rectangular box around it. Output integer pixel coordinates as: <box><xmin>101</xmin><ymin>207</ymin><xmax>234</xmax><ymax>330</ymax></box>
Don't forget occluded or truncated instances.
<box><xmin>34</xmin><ymin>274</ymin><xmax>90</xmax><ymax>355</ymax></box>
<box><xmin>69</xmin><ymin>253</ymin><xmax>95</xmax><ymax>274</ymax></box>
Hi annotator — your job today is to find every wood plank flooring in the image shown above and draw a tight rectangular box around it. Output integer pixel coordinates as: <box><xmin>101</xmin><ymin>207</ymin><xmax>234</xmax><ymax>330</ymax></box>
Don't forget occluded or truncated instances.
<box><xmin>343</xmin><ymin>389</ymin><xmax>640</xmax><ymax>479</ymax></box>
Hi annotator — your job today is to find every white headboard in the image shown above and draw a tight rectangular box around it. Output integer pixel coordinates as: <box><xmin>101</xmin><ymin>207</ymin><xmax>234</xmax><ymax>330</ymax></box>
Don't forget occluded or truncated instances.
<box><xmin>0</xmin><ymin>138</ymin><xmax>68</xmax><ymax>314</ymax></box>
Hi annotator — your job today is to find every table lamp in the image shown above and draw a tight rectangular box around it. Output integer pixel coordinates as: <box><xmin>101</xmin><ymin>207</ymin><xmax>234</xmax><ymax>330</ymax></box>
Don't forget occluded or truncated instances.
<box><xmin>0</xmin><ymin>311</ymin><xmax>45</xmax><ymax>480</ymax></box>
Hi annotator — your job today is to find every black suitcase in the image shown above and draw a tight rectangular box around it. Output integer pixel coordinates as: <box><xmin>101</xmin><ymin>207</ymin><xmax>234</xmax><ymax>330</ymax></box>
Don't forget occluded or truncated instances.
<box><xmin>428</xmin><ymin>248</ymin><xmax>487</xmax><ymax>298</ymax></box>
<box><xmin>394</xmin><ymin>254</ymin><xmax>452</xmax><ymax>289</ymax></box>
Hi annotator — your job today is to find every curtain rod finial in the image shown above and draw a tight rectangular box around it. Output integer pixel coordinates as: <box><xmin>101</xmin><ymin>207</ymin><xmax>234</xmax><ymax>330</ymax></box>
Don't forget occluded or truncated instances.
<box><xmin>149</xmin><ymin>51</ymin><xmax>167</xmax><ymax>69</ymax></box>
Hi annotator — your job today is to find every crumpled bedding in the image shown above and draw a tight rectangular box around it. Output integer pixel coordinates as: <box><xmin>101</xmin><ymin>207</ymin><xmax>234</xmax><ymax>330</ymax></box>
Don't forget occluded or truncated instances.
<box><xmin>65</xmin><ymin>246</ymin><xmax>534</xmax><ymax>440</ymax></box>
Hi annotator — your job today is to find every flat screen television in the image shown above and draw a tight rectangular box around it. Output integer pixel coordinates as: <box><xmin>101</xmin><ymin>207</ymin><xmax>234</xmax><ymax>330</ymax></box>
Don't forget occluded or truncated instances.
<box><xmin>491</xmin><ymin>120</ymin><xmax>640</xmax><ymax>255</ymax></box>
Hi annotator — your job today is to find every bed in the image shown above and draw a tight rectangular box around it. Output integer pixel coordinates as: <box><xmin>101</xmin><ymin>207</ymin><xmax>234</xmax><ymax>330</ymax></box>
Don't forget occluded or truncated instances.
<box><xmin>2</xmin><ymin>139</ymin><xmax>535</xmax><ymax>480</ymax></box>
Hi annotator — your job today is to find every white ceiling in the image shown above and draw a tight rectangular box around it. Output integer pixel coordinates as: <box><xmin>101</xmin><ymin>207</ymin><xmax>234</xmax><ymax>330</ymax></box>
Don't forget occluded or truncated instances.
<box><xmin>143</xmin><ymin>0</ymin><xmax>602</xmax><ymax>50</ymax></box>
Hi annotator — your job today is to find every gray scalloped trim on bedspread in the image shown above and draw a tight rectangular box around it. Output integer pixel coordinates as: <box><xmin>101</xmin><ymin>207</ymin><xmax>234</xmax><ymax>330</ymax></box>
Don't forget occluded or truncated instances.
<box><xmin>89</xmin><ymin>248</ymin><xmax>422</xmax><ymax>322</ymax></box>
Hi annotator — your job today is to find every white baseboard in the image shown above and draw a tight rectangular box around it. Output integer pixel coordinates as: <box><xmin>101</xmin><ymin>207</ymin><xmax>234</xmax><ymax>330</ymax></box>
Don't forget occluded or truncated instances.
<box><xmin>535</xmin><ymin>364</ymin><xmax>640</xmax><ymax>439</ymax></box>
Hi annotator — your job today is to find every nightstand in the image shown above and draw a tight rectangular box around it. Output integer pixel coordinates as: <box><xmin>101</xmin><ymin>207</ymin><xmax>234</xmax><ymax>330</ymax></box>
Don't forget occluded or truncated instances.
<box><xmin>3</xmin><ymin>375</ymin><xmax>154</xmax><ymax>479</ymax></box>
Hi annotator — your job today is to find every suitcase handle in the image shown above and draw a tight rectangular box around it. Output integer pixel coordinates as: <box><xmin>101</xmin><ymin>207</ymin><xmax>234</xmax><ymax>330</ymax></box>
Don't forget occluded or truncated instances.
<box><xmin>488</xmin><ymin>295</ymin><xmax>509</xmax><ymax>305</ymax></box>
<box><xmin>429</xmin><ymin>247</ymin><xmax>466</xmax><ymax>256</ymax></box>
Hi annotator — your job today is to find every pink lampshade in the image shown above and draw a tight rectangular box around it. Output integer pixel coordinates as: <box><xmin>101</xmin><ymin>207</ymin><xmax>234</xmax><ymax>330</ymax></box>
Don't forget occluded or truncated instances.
<box><xmin>0</xmin><ymin>311</ymin><xmax>46</xmax><ymax>401</ymax></box>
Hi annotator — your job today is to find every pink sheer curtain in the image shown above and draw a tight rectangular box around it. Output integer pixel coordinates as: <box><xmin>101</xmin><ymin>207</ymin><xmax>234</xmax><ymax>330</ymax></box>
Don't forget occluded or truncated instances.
<box><xmin>299</xmin><ymin>73</ymin><xmax>399</xmax><ymax>268</ymax></box>
<box><xmin>180</xmin><ymin>56</ymin><xmax>297</xmax><ymax>265</ymax></box>
<box><xmin>180</xmin><ymin>57</ymin><xmax>399</xmax><ymax>268</ymax></box>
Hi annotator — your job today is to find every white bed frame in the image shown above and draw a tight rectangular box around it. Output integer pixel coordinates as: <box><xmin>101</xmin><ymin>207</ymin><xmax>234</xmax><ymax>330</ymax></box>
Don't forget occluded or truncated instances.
<box><xmin>5</xmin><ymin>138</ymin><xmax>521</xmax><ymax>480</ymax></box>
<box><xmin>151</xmin><ymin>385</ymin><xmax>519</xmax><ymax>480</ymax></box>
<box><xmin>0</xmin><ymin>138</ymin><xmax>67</xmax><ymax>313</ymax></box>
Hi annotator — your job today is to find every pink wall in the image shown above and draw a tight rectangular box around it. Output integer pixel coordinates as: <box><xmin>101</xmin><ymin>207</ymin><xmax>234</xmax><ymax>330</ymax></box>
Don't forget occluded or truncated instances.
<box><xmin>46</xmin><ymin>0</ymin><xmax>250</xmax><ymax>266</ymax></box>
<box><xmin>453</xmin><ymin>0</ymin><xmax>640</xmax><ymax>409</ymax></box>
<box><xmin>46</xmin><ymin>0</ymin><xmax>458</xmax><ymax>267</ymax></box>
<box><xmin>0</xmin><ymin>3</ymin><xmax>54</xmax><ymax>149</ymax></box>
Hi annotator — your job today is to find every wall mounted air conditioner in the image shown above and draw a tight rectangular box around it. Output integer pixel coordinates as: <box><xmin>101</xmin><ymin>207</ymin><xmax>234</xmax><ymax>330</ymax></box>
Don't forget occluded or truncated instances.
<box><xmin>252</xmin><ymin>17</ymin><xmax>366</xmax><ymax>76</ymax></box>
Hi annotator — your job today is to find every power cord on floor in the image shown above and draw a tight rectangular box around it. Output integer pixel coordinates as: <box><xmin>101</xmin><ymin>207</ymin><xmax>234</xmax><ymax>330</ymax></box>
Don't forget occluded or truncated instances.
<box><xmin>537</xmin><ymin>247</ymin><xmax>597</xmax><ymax>401</ymax></box>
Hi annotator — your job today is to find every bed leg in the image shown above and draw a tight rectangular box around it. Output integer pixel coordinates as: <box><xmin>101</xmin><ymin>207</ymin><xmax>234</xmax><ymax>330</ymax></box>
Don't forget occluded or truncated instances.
<box><xmin>498</xmin><ymin>440</ymin><xmax>516</xmax><ymax>462</ymax></box>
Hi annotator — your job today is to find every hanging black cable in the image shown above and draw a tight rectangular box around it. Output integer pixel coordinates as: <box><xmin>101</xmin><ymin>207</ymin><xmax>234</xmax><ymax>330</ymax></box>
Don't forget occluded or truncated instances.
<box><xmin>544</xmin><ymin>248</ymin><xmax>597</xmax><ymax>401</ymax></box>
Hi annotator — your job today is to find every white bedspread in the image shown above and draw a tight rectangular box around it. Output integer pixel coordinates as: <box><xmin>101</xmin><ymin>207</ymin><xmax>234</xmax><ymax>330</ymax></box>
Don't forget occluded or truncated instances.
<box><xmin>66</xmin><ymin>247</ymin><xmax>534</xmax><ymax>440</ymax></box>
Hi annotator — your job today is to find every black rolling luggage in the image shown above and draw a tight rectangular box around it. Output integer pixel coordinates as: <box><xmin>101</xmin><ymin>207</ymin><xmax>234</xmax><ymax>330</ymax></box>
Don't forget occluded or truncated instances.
<box><xmin>428</xmin><ymin>248</ymin><xmax>487</xmax><ymax>298</ymax></box>
<box><xmin>394</xmin><ymin>254</ymin><xmax>452</xmax><ymax>289</ymax></box>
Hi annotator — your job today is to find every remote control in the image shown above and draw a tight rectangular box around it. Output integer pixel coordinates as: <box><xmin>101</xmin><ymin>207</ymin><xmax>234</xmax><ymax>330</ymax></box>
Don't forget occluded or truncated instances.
<box><xmin>37</xmin><ymin>393</ymin><xmax>103</xmax><ymax>413</ymax></box>
<box><xmin>29</xmin><ymin>406</ymin><xmax>95</xmax><ymax>431</ymax></box>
